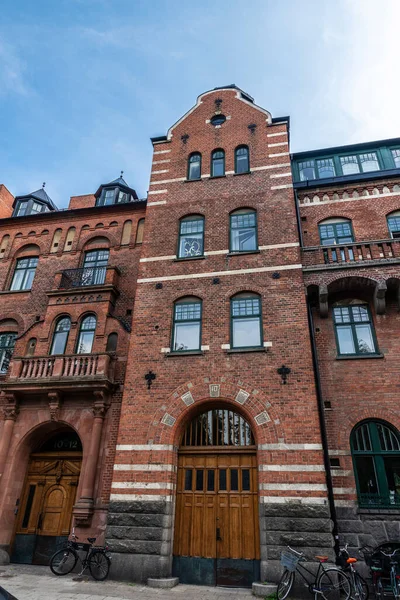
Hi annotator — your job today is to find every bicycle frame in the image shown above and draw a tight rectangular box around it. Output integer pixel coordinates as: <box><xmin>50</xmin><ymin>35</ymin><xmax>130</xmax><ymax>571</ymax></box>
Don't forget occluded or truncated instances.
<box><xmin>293</xmin><ymin>558</ymin><xmax>330</xmax><ymax>592</ymax></box>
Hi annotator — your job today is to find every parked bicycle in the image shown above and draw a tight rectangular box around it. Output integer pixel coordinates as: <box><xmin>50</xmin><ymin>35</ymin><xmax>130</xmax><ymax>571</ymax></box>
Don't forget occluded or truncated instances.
<box><xmin>338</xmin><ymin>543</ymin><xmax>369</xmax><ymax>600</ymax></box>
<box><xmin>363</xmin><ymin>545</ymin><xmax>400</xmax><ymax>600</ymax></box>
<box><xmin>50</xmin><ymin>528</ymin><xmax>111</xmax><ymax>581</ymax></box>
<box><xmin>277</xmin><ymin>546</ymin><xmax>351</xmax><ymax>600</ymax></box>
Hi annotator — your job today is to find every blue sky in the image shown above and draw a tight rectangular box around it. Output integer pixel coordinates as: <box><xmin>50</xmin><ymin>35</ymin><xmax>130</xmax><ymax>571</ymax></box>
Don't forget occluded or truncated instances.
<box><xmin>1</xmin><ymin>0</ymin><xmax>400</xmax><ymax>207</ymax></box>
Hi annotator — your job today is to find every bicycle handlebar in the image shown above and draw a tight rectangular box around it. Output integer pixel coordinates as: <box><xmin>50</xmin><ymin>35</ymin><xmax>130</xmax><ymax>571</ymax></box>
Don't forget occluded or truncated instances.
<box><xmin>379</xmin><ymin>548</ymin><xmax>400</xmax><ymax>558</ymax></box>
<box><xmin>287</xmin><ymin>545</ymin><xmax>304</xmax><ymax>557</ymax></box>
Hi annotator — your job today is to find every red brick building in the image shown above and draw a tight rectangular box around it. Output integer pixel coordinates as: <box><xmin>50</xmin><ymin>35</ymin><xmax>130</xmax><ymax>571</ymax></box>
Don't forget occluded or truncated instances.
<box><xmin>1</xmin><ymin>85</ymin><xmax>399</xmax><ymax>588</ymax></box>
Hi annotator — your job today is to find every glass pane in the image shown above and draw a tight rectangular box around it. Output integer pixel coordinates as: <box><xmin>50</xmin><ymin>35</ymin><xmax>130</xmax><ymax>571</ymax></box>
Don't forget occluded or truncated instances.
<box><xmin>384</xmin><ymin>457</ymin><xmax>400</xmax><ymax>501</ymax></box>
<box><xmin>355</xmin><ymin>456</ymin><xmax>379</xmax><ymax>494</ymax></box>
<box><xmin>231</xmin><ymin>298</ymin><xmax>260</xmax><ymax>317</ymax></box>
<box><xmin>219</xmin><ymin>469</ymin><xmax>227</xmax><ymax>491</ymax></box>
<box><xmin>196</xmin><ymin>469</ymin><xmax>204</xmax><ymax>491</ymax></box>
<box><xmin>236</xmin><ymin>149</ymin><xmax>249</xmax><ymax>173</ymax></box>
<box><xmin>207</xmin><ymin>470</ymin><xmax>215</xmax><ymax>491</ymax></box>
<box><xmin>173</xmin><ymin>322</ymin><xmax>200</xmax><ymax>351</ymax></box>
<box><xmin>231</xmin><ymin>228</ymin><xmax>256</xmax><ymax>252</ymax></box>
<box><xmin>340</xmin><ymin>156</ymin><xmax>360</xmax><ymax>175</ymax></box>
<box><xmin>50</xmin><ymin>331</ymin><xmax>68</xmax><ymax>355</ymax></box>
<box><xmin>175</xmin><ymin>302</ymin><xmax>201</xmax><ymax>321</ymax></box>
<box><xmin>232</xmin><ymin>317</ymin><xmax>261</xmax><ymax>348</ymax></box>
<box><xmin>84</xmin><ymin>250</ymin><xmax>109</xmax><ymax>267</ymax></box>
<box><xmin>231</xmin><ymin>469</ymin><xmax>239</xmax><ymax>491</ymax></box>
<box><xmin>24</xmin><ymin>269</ymin><xmax>36</xmax><ymax>290</ymax></box>
<box><xmin>242</xmin><ymin>469</ymin><xmax>250</xmax><ymax>491</ymax></box>
<box><xmin>333</xmin><ymin>307</ymin><xmax>351</xmax><ymax>324</ymax></box>
<box><xmin>179</xmin><ymin>232</ymin><xmax>203</xmax><ymax>257</ymax></box>
<box><xmin>388</xmin><ymin>217</ymin><xmax>400</xmax><ymax>236</ymax></box>
<box><xmin>10</xmin><ymin>269</ymin><xmax>25</xmax><ymax>291</ymax></box>
<box><xmin>337</xmin><ymin>326</ymin><xmax>356</xmax><ymax>354</ymax></box>
<box><xmin>317</xmin><ymin>159</ymin><xmax>335</xmax><ymax>178</ymax></box>
<box><xmin>189</xmin><ymin>156</ymin><xmax>201</xmax><ymax>180</ymax></box>
<box><xmin>184</xmin><ymin>469</ymin><xmax>192</xmax><ymax>491</ymax></box>
<box><xmin>360</xmin><ymin>153</ymin><xmax>379</xmax><ymax>172</ymax></box>
<box><xmin>377</xmin><ymin>424</ymin><xmax>400</xmax><ymax>452</ymax></box>
<box><xmin>212</xmin><ymin>157</ymin><xmax>224</xmax><ymax>177</ymax></box>
<box><xmin>22</xmin><ymin>485</ymin><xmax>36</xmax><ymax>529</ymax></box>
<box><xmin>351</xmin><ymin>306</ymin><xmax>370</xmax><ymax>323</ymax></box>
<box><xmin>391</xmin><ymin>150</ymin><xmax>400</xmax><ymax>168</ymax></box>
<box><xmin>76</xmin><ymin>331</ymin><xmax>94</xmax><ymax>354</ymax></box>
<box><xmin>104</xmin><ymin>190</ymin><xmax>115</xmax><ymax>205</ymax></box>
<box><xmin>355</xmin><ymin>324</ymin><xmax>375</xmax><ymax>354</ymax></box>
<box><xmin>354</xmin><ymin>423</ymin><xmax>372</xmax><ymax>452</ymax></box>
<box><xmin>299</xmin><ymin>161</ymin><xmax>315</xmax><ymax>181</ymax></box>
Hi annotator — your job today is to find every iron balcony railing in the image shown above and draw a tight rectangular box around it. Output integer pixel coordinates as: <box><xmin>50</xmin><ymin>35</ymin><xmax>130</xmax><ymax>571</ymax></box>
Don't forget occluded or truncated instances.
<box><xmin>59</xmin><ymin>267</ymin><xmax>107</xmax><ymax>289</ymax></box>
<box><xmin>359</xmin><ymin>492</ymin><xmax>400</xmax><ymax>509</ymax></box>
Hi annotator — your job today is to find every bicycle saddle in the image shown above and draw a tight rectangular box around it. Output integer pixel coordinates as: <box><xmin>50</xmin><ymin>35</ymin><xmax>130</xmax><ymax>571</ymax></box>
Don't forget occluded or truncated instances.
<box><xmin>347</xmin><ymin>557</ymin><xmax>357</xmax><ymax>564</ymax></box>
<box><xmin>87</xmin><ymin>537</ymin><xmax>96</xmax><ymax>543</ymax></box>
<box><xmin>315</xmin><ymin>555</ymin><xmax>329</xmax><ymax>562</ymax></box>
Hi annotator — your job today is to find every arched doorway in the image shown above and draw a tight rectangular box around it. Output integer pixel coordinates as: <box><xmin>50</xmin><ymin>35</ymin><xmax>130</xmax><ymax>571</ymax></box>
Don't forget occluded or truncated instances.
<box><xmin>173</xmin><ymin>407</ymin><xmax>260</xmax><ymax>587</ymax></box>
<box><xmin>11</xmin><ymin>428</ymin><xmax>82</xmax><ymax>565</ymax></box>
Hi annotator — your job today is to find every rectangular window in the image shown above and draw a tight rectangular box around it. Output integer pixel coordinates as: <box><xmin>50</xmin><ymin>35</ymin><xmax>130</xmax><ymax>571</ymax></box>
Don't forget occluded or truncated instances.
<box><xmin>319</xmin><ymin>222</ymin><xmax>354</xmax><ymax>245</ymax></box>
<box><xmin>230</xmin><ymin>212</ymin><xmax>257</xmax><ymax>252</ymax></box>
<box><xmin>359</xmin><ymin>152</ymin><xmax>379</xmax><ymax>172</ymax></box>
<box><xmin>316</xmin><ymin>158</ymin><xmax>335</xmax><ymax>178</ymax></box>
<box><xmin>391</xmin><ymin>149</ymin><xmax>400</xmax><ymax>168</ymax></box>
<box><xmin>173</xmin><ymin>301</ymin><xmax>201</xmax><ymax>352</ymax></box>
<box><xmin>31</xmin><ymin>201</ymin><xmax>42</xmax><ymax>214</ymax></box>
<box><xmin>184</xmin><ymin>469</ymin><xmax>193</xmax><ymax>491</ymax></box>
<box><xmin>230</xmin><ymin>469</ymin><xmax>239</xmax><ymax>491</ymax></box>
<box><xmin>196</xmin><ymin>469</ymin><xmax>204</xmax><ymax>491</ymax></box>
<box><xmin>333</xmin><ymin>305</ymin><xmax>377</xmax><ymax>356</ymax></box>
<box><xmin>0</xmin><ymin>332</ymin><xmax>17</xmax><ymax>373</ymax></box>
<box><xmin>298</xmin><ymin>160</ymin><xmax>315</xmax><ymax>181</ymax></box>
<box><xmin>388</xmin><ymin>216</ymin><xmax>400</xmax><ymax>239</ymax></box>
<box><xmin>207</xmin><ymin>470</ymin><xmax>215</xmax><ymax>491</ymax></box>
<box><xmin>178</xmin><ymin>218</ymin><xmax>204</xmax><ymax>258</ymax></box>
<box><xmin>340</xmin><ymin>155</ymin><xmax>360</xmax><ymax>175</ymax></box>
<box><xmin>242</xmin><ymin>469</ymin><xmax>251</xmax><ymax>491</ymax></box>
<box><xmin>231</xmin><ymin>296</ymin><xmax>262</xmax><ymax>349</ymax></box>
<box><xmin>219</xmin><ymin>469</ymin><xmax>227</xmax><ymax>491</ymax></box>
<box><xmin>81</xmin><ymin>249</ymin><xmax>109</xmax><ymax>286</ymax></box>
<box><xmin>10</xmin><ymin>257</ymin><xmax>38</xmax><ymax>291</ymax></box>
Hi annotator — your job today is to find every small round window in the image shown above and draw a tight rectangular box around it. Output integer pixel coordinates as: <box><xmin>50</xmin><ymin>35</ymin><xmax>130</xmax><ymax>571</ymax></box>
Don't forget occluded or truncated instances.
<box><xmin>210</xmin><ymin>114</ymin><xmax>226</xmax><ymax>126</ymax></box>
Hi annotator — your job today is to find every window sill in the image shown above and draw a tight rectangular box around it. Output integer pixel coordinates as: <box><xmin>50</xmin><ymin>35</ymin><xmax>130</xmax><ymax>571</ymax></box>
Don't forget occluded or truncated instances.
<box><xmin>226</xmin><ymin>347</ymin><xmax>266</xmax><ymax>354</ymax></box>
<box><xmin>208</xmin><ymin>175</ymin><xmax>226</xmax><ymax>180</ymax></box>
<box><xmin>227</xmin><ymin>250</ymin><xmax>260</xmax><ymax>257</ymax></box>
<box><xmin>335</xmin><ymin>353</ymin><xmax>384</xmax><ymax>360</ymax></box>
<box><xmin>183</xmin><ymin>178</ymin><xmax>202</xmax><ymax>183</ymax></box>
<box><xmin>165</xmin><ymin>350</ymin><xmax>205</xmax><ymax>357</ymax></box>
<box><xmin>358</xmin><ymin>507</ymin><xmax>400</xmax><ymax>515</ymax></box>
<box><xmin>233</xmin><ymin>171</ymin><xmax>251</xmax><ymax>176</ymax></box>
<box><xmin>173</xmin><ymin>256</ymin><xmax>206</xmax><ymax>262</ymax></box>
<box><xmin>0</xmin><ymin>289</ymin><xmax>32</xmax><ymax>295</ymax></box>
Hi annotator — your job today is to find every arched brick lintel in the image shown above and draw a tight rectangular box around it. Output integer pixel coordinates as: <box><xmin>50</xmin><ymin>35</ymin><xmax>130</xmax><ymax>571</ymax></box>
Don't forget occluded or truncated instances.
<box><xmin>336</xmin><ymin>406</ymin><xmax>400</xmax><ymax>450</ymax></box>
<box><xmin>147</xmin><ymin>376</ymin><xmax>283</xmax><ymax>447</ymax></box>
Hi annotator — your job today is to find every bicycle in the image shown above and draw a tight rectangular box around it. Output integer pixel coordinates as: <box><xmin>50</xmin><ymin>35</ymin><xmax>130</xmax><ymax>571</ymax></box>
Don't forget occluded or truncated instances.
<box><xmin>277</xmin><ymin>546</ymin><xmax>351</xmax><ymax>600</ymax></box>
<box><xmin>49</xmin><ymin>528</ymin><xmax>111</xmax><ymax>581</ymax></box>
<box><xmin>338</xmin><ymin>544</ymin><xmax>369</xmax><ymax>600</ymax></box>
<box><xmin>363</xmin><ymin>545</ymin><xmax>400</xmax><ymax>600</ymax></box>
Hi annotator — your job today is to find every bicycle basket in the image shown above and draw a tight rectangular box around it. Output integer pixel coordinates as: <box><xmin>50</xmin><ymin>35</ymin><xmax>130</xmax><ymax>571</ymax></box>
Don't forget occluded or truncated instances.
<box><xmin>281</xmin><ymin>550</ymin><xmax>301</xmax><ymax>572</ymax></box>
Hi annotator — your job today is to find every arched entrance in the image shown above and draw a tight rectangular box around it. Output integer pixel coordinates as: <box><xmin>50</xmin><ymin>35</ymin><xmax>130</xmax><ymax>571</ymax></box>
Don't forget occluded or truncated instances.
<box><xmin>11</xmin><ymin>428</ymin><xmax>82</xmax><ymax>565</ymax></box>
<box><xmin>173</xmin><ymin>407</ymin><xmax>260</xmax><ymax>587</ymax></box>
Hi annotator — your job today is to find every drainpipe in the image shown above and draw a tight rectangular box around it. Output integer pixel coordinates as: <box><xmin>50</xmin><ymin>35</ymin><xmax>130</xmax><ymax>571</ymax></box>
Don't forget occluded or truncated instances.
<box><xmin>292</xmin><ymin>186</ymin><xmax>340</xmax><ymax>558</ymax></box>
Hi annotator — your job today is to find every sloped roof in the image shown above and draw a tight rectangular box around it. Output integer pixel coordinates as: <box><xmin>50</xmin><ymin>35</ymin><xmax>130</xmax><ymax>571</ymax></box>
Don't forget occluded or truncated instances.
<box><xmin>14</xmin><ymin>187</ymin><xmax>58</xmax><ymax>210</ymax></box>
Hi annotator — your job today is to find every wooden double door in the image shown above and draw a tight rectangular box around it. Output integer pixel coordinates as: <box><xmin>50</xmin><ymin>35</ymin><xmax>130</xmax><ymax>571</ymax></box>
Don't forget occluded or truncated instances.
<box><xmin>173</xmin><ymin>452</ymin><xmax>260</xmax><ymax>587</ymax></box>
<box><xmin>12</xmin><ymin>452</ymin><xmax>81</xmax><ymax>564</ymax></box>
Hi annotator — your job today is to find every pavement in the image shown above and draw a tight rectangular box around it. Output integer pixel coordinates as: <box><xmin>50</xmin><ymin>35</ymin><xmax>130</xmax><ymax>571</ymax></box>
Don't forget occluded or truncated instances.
<box><xmin>0</xmin><ymin>565</ymin><xmax>254</xmax><ymax>600</ymax></box>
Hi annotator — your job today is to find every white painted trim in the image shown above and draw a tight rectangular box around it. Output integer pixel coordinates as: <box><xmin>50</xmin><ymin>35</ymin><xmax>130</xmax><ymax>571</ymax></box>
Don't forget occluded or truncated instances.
<box><xmin>271</xmin><ymin>184</ymin><xmax>293</xmax><ymax>189</ymax></box>
<box><xmin>260</xmin><ymin>465</ymin><xmax>325</xmax><ymax>472</ymax></box>
<box><xmin>270</xmin><ymin>173</ymin><xmax>292</xmax><ymax>178</ymax></box>
<box><xmin>225</xmin><ymin>170</ymin><xmax>235</xmax><ymax>175</ymax></box>
<box><xmin>328</xmin><ymin>450</ymin><xmax>351</xmax><ymax>456</ymax></box>
<box><xmin>221</xmin><ymin>343</ymin><xmax>230</xmax><ymax>349</ymax></box>
<box><xmin>153</xmin><ymin>159</ymin><xmax>171</xmax><ymax>164</ymax></box>
<box><xmin>333</xmin><ymin>487</ymin><xmax>356</xmax><ymax>494</ymax></box>
<box><xmin>331</xmin><ymin>470</ymin><xmax>351</xmax><ymax>477</ymax></box>
<box><xmin>268</xmin><ymin>142</ymin><xmax>288</xmax><ymax>148</ymax></box>
<box><xmin>261</xmin><ymin>483</ymin><xmax>327</xmax><ymax>491</ymax></box>
<box><xmin>259</xmin><ymin>242</ymin><xmax>299</xmax><ymax>250</ymax></box>
<box><xmin>114</xmin><ymin>464</ymin><xmax>175</xmax><ymax>471</ymax></box>
<box><xmin>148</xmin><ymin>189</ymin><xmax>168</xmax><ymax>195</ymax></box>
<box><xmin>269</xmin><ymin>152</ymin><xmax>290</xmax><ymax>158</ymax></box>
<box><xmin>161</xmin><ymin>347</ymin><xmax>171</xmax><ymax>353</ymax></box>
<box><xmin>110</xmin><ymin>494</ymin><xmax>173</xmax><ymax>501</ymax></box>
<box><xmin>150</xmin><ymin>177</ymin><xmax>185</xmax><ymax>185</ymax></box>
<box><xmin>267</xmin><ymin>132</ymin><xmax>288</xmax><ymax>138</ymax></box>
<box><xmin>116</xmin><ymin>444</ymin><xmax>174</xmax><ymax>451</ymax></box>
<box><xmin>137</xmin><ymin>263</ymin><xmax>303</xmax><ymax>283</ymax></box>
<box><xmin>260</xmin><ymin>496</ymin><xmax>327</xmax><ymax>505</ymax></box>
<box><xmin>140</xmin><ymin>255</ymin><xmax>176</xmax><ymax>263</ymax></box>
<box><xmin>153</xmin><ymin>150</ymin><xmax>171</xmax><ymax>155</ymax></box>
<box><xmin>112</xmin><ymin>482</ymin><xmax>175</xmax><ymax>490</ymax></box>
<box><xmin>201</xmin><ymin>345</ymin><xmax>210</xmax><ymax>350</ymax></box>
<box><xmin>147</xmin><ymin>200</ymin><xmax>167</xmax><ymax>206</ymax></box>
<box><xmin>299</xmin><ymin>190</ymin><xmax>400</xmax><ymax>207</ymax></box>
<box><xmin>263</xmin><ymin>341</ymin><xmax>272</xmax><ymax>348</ymax></box>
<box><xmin>259</xmin><ymin>443</ymin><xmax>323</xmax><ymax>450</ymax></box>
<box><xmin>252</xmin><ymin>163</ymin><xmax>291</xmax><ymax>171</ymax></box>
<box><xmin>151</xmin><ymin>169</ymin><xmax>169</xmax><ymax>175</ymax></box>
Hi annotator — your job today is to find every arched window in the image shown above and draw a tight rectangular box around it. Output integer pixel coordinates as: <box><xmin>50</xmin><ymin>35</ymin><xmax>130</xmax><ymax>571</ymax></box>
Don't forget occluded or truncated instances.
<box><xmin>182</xmin><ymin>409</ymin><xmax>255</xmax><ymax>447</ymax></box>
<box><xmin>230</xmin><ymin>209</ymin><xmax>257</xmax><ymax>252</ymax></box>
<box><xmin>230</xmin><ymin>293</ymin><xmax>262</xmax><ymax>349</ymax></box>
<box><xmin>235</xmin><ymin>146</ymin><xmax>249</xmax><ymax>174</ymax></box>
<box><xmin>81</xmin><ymin>249</ymin><xmax>109</xmax><ymax>286</ymax></box>
<box><xmin>187</xmin><ymin>153</ymin><xmax>201</xmax><ymax>181</ymax></box>
<box><xmin>351</xmin><ymin>420</ymin><xmax>400</xmax><ymax>508</ymax></box>
<box><xmin>10</xmin><ymin>257</ymin><xmax>39</xmax><ymax>291</ymax></box>
<box><xmin>63</xmin><ymin>227</ymin><xmax>76</xmax><ymax>252</ymax></box>
<box><xmin>172</xmin><ymin>297</ymin><xmax>202</xmax><ymax>352</ymax></box>
<box><xmin>333</xmin><ymin>301</ymin><xmax>378</xmax><ymax>356</ymax></box>
<box><xmin>136</xmin><ymin>218</ymin><xmax>145</xmax><ymax>245</ymax></box>
<box><xmin>50</xmin><ymin>229</ymin><xmax>62</xmax><ymax>253</ymax></box>
<box><xmin>211</xmin><ymin>149</ymin><xmax>225</xmax><ymax>177</ymax></box>
<box><xmin>0</xmin><ymin>235</ymin><xmax>10</xmax><ymax>259</ymax></box>
<box><xmin>387</xmin><ymin>211</ymin><xmax>400</xmax><ymax>239</ymax></box>
<box><xmin>121</xmin><ymin>220</ymin><xmax>132</xmax><ymax>245</ymax></box>
<box><xmin>319</xmin><ymin>218</ymin><xmax>354</xmax><ymax>262</ymax></box>
<box><xmin>0</xmin><ymin>332</ymin><xmax>17</xmax><ymax>373</ymax></box>
<box><xmin>106</xmin><ymin>332</ymin><xmax>118</xmax><ymax>352</ymax></box>
<box><xmin>76</xmin><ymin>315</ymin><xmax>97</xmax><ymax>354</ymax></box>
<box><xmin>50</xmin><ymin>317</ymin><xmax>71</xmax><ymax>355</ymax></box>
<box><xmin>178</xmin><ymin>215</ymin><xmax>204</xmax><ymax>258</ymax></box>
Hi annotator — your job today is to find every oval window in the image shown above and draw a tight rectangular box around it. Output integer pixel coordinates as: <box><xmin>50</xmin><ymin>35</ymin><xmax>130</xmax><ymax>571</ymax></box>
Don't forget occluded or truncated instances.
<box><xmin>210</xmin><ymin>114</ymin><xmax>226</xmax><ymax>126</ymax></box>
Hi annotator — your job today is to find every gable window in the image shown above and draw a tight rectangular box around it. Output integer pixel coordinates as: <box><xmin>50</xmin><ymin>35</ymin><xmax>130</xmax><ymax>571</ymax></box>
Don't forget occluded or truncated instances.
<box><xmin>231</xmin><ymin>293</ymin><xmax>262</xmax><ymax>349</ymax></box>
<box><xmin>351</xmin><ymin>420</ymin><xmax>400</xmax><ymax>508</ymax></box>
<box><xmin>333</xmin><ymin>303</ymin><xmax>377</xmax><ymax>356</ymax></box>
<box><xmin>387</xmin><ymin>211</ymin><xmax>400</xmax><ymax>239</ymax></box>
<box><xmin>50</xmin><ymin>317</ymin><xmax>71</xmax><ymax>355</ymax></box>
<box><xmin>391</xmin><ymin>149</ymin><xmax>400</xmax><ymax>168</ymax></box>
<box><xmin>211</xmin><ymin>149</ymin><xmax>225</xmax><ymax>177</ymax></box>
<box><xmin>76</xmin><ymin>315</ymin><xmax>97</xmax><ymax>354</ymax></box>
<box><xmin>172</xmin><ymin>298</ymin><xmax>202</xmax><ymax>352</ymax></box>
<box><xmin>188</xmin><ymin>153</ymin><xmax>201</xmax><ymax>180</ymax></box>
<box><xmin>235</xmin><ymin>146</ymin><xmax>250</xmax><ymax>174</ymax></box>
<box><xmin>10</xmin><ymin>257</ymin><xmax>38</xmax><ymax>291</ymax></box>
<box><xmin>0</xmin><ymin>332</ymin><xmax>17</xmax><ymax>374</ymax></box>
<box><xmin>81</xmin><ymin>249</ymin><xmax>109</xmax><ymax>286</ymax></box>
<box><xmin>340</xmin><ymin>152</ymin><xmax>380</xmax><ymax>175</ymax></box>
<box><xmin>230</xmin><ymin>209</ymin><xmax>257</xmax><ymax>252</ymax></box>
<box><xmin>178</xmin><ymin>216</ymin><xmax>204</xmax><ymax>258</ymax></box>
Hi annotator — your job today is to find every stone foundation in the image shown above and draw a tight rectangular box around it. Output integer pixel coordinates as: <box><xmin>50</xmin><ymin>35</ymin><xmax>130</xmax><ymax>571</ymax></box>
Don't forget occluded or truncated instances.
<box><xmin>337</xmin><ymin>505</ymin><xmax>400</xmax><ymax>551</ymax></box>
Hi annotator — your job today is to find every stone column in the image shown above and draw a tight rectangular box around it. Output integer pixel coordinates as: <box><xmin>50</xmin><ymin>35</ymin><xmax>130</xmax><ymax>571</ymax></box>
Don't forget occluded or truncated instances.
<box><xmin>0</xmin><ymin>394</ymin><xmax>18</xmax><ymax>480</ymax></box>
<box><xmin>73</xmin><ymin>391</ymin><xmax>108</xmax><ymax>523</ymax></box>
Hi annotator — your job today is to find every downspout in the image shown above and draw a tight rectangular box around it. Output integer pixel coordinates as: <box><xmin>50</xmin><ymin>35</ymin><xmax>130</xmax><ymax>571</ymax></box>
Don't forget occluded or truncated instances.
<box><xmin>292</xmin><ymin>187</ymin><xmax>340</xmax><ymax>558</ymax></box>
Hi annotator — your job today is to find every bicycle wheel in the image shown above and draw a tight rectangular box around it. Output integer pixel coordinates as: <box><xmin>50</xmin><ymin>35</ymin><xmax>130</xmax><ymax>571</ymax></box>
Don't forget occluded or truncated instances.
<box><xmin>50</xmin><ymin>548</ymin><xmax>78</xmax><ymax>575</ymax></box>
<box><xmin>317</xmin><ymin>568</ymin><xmax>351</xmax><ymax>600</ymax></box>
<box><xmin>353</xmin><ymin>573</ymin><xmax>369</xmax><ymax>600</ymax></box>
<box><xmin>374</xmin><ymin>576</ymin><xmax>384</xmax><ymax>600</ymax></box>
<box><xmin>277</xmin><ymin>569</ymin><xmax>295</xmax><ymax>600</ymax></box>
<box><xmin>88</xmin><ymin>550</ymin><xmax>110</xmax><ymax>581</ymax></box>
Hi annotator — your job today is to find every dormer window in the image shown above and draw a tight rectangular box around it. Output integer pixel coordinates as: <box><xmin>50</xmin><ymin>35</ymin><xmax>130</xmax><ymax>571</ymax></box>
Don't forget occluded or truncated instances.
<box><xmin>12</xmin><ymin>187</ymin><xmax>56</xmax><ymax>217</ymax></box>
<box><xmin>95</xmin><ymin>174</ymin><xmax>138</xmax><ymax>207</ymax></box>
<box><xmin>104</xmin><ymin>190</ymin><xmax>115</xmax><ymax>205</ymax></box>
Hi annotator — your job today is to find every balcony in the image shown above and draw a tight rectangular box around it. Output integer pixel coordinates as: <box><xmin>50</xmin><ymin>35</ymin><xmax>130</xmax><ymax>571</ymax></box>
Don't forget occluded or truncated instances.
<box><xmin>302</xmin><ymin>239</ymin><xmax>400</xmax><ymax>271</ymax></box>
<box><xmin>47</xmin><ymin>266</ymin><xmax>120</xmax><ymax>305</ymax></box>
<box><xmin>3</xmin><ymin>353</ymin><xmax>116</xmax><ymax>393</ymax></box>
